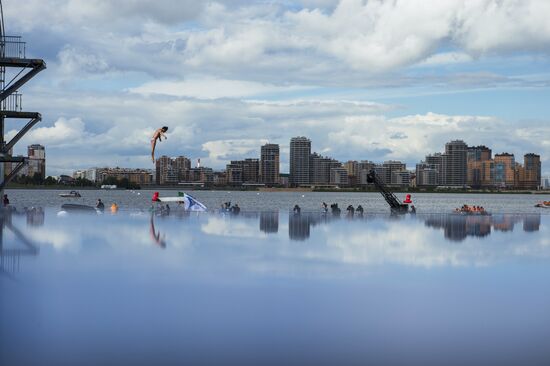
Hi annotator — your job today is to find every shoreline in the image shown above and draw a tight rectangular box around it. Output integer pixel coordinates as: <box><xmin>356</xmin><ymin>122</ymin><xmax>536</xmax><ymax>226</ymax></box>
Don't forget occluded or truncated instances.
<box><xmin>4</xmin><ymin>185</ymin><xmax>550</xmax><ymax>195</ymax></box>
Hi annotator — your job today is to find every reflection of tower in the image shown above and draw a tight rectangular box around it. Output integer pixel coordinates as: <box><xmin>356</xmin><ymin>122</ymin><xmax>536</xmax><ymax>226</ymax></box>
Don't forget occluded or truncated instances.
<box><xmin>289</xmin><ymin>213</ymin><xmax>310</xmax><ymax>241</ymax></box>
<box><xmin>523</xmin><ymin>214</ymin><xmax>541</xmax><ymax>232</ymax></box>
<box><xmin>1</xmin><ymin>209</ymin><xmax>39</xmax><ymax>274</ymax></box>
<box><xmin>260</xmin><ymin>211</ymin><xmax>279</xmax><ymax>234</ymax></box>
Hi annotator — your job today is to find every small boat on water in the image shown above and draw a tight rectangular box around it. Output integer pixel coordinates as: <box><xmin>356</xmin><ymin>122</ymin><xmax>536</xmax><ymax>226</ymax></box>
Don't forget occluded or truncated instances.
<box><xmin>59</xmin><ymin>190</ymin><xmax>81</xmax><ymax>198</ymax></box>
<box><xmin>535</xmin><ymin>201</ymin><xmax>550</xmax><ymax>209</ymax></box>
<box><xmin>60</xmin><ymin>203</ymin><xmax>97</xmax><ymax>213</ymax></box>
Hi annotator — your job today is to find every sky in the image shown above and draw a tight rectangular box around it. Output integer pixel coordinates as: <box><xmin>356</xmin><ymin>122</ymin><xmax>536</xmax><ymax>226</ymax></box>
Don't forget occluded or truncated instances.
<box><xmin>3</xmin><ymin>0</ymin><xmax>550</xmax><ymax>176</ymax></box>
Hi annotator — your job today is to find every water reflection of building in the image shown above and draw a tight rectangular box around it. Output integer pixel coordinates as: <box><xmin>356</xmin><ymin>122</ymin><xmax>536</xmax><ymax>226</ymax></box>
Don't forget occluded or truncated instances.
<box><xmin>260</xmin><ymin>212</ymin><xmax>279</xmax><ymax>234</ymax></box>
<box><xmin>424</xmin><ymin>214</ymin><xmax>540</xmax><ymax>242</ymax></box>
<box><xmin>288</xmin><ymin>213</ymin><xmax>329</xmax><ymax>241</ymax></box>
<box><xmin>523</xmin><ymin>215</ymin><xmax>541</xmax><ymax>232</ymax></box>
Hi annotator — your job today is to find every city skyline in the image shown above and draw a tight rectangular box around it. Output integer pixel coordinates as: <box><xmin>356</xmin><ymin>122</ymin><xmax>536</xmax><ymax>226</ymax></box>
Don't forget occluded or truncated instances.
<box><xmin>3</xmin><ymin>1</ymin><xmax>549</xmax><ymax>176</ymax></box>
<box><xmin>72</xmin><ymin>137</ymin><xmax>544</xmax><ymax>189</ymax></box>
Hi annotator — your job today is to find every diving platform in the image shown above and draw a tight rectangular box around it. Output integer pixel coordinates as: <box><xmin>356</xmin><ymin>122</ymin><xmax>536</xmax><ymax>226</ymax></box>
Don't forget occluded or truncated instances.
<box><xmin>0</xmin><ymin>0</ymin><xmax>46</xmax><ymax>194</ymax></box>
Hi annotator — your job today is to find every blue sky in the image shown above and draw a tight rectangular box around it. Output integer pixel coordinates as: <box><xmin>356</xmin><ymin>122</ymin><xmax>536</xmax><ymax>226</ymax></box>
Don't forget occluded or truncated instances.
<box><xmin>4</xmin><ymin>0</ymin><xmax>550</xmax><ymax>176</ymax></box>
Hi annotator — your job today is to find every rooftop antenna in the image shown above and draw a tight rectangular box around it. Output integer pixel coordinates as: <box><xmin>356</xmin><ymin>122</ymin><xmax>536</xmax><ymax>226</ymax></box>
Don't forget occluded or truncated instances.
<box><xmin>0</xmin><ymin>0</ymin><xmax>46</xmax><ymax>196</ymax></box>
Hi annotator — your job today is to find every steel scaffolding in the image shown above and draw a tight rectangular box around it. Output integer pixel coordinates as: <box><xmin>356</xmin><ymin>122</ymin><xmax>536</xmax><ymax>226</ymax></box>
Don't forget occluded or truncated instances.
<box><xmin>0</xmin><ymin>0</ymin><xmax>46</xmax><ymax>195</ymax></box>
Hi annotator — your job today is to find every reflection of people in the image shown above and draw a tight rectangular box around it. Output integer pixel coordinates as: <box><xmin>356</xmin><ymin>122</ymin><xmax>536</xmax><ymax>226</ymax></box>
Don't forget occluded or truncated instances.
<box><xmin>151</xmin><ymin>126</ymin><xmax>168</xmax><ymax>162</ymax></box>
<box><xmin>150</xmin><ymin>214</ymin><xmax>166</xmax><ymax>249</ymax></box>
<box><xmin>3</xmin><ymin>194</ymin><xmax>9</xmax><ymax>206</ymax></box>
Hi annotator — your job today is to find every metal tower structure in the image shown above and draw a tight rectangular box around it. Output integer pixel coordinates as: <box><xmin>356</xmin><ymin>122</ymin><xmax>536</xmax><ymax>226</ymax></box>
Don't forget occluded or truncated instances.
<box><xmin>0</xmin><ymin>0</ymin><xmax>46</xmax><ymax>195</ymax></box>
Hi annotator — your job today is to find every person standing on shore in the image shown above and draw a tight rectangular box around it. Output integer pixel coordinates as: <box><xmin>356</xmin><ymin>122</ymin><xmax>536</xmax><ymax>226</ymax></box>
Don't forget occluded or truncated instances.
<box><xmin>3</xmin><ymin>194</ymin><xmax>9</xmax><ymax>206</ymax></box>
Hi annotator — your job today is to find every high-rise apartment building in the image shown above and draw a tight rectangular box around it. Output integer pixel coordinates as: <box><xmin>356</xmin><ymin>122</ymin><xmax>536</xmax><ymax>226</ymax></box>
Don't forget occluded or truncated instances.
<box><xmin>226</xmin><ymin>159</ymin><xmax>259</xmax><ymax>184</ymax></box>
<box><xmin>445</xmin><ymin>140</ymin><xmax>468</xmax><ymax>186</ymax></box>
<box><xmin>156</xmin><ymin>156</ymin><xmax>177</xmax><ymax>185</ymax></box>
<box><xmin>289</xmin><ymin>137</ymin><xmax>311</xmax><ymax>186</ymax></box>
<box><xmin>467</xmin><ymin>145</ymin><xmax>492</xmax><ymax>188</ymax></box>
<box><xmin>330</xmin><ymin>166</ymin><xmax>349</xmax><ymax>186</ymax></box>
<box><xmin>174</xmin><ymin>156</ymin><xmax>191</xmax><ymax>182</ymax></box>
<box><xmin>383</xmin><ymin>160</ymin><xmax>407</xmax><ymax>185</ymax></box>
<box><xmin>523</xmin><ymin>153</ymin><xmax>541</xmax><ymax>190</ymax></box>
<box><xmin>425</xmin><ymin>153</ymin><xmax>447</xmax><ymax>185</ymax></box>
<box><xmin>494</xmin><ymin>153</ymin><xmax>515</xmax><ymax>188</ymax></box>
<box><xmin>343</xmin><ymin>160</ymin><xmax>359</xmax><ymax>177</ymax></box>
<box><xmin>309</xmin><ymin>152</ymin><xmax>340</xmax><ymax>185</ymax></box>
<box><xmin>260</xmin><ymin>144</ymin><xmax>280</xmax><ymax>185</ymax></box>
<box><xmin>416</xmin><ymin>163</ymin><xmax>439</xmax><ymax>186</ymax></box>
<box><xmin>27</xmin><ymin>144</ymin><xmax>46</xmax><ymax>179</ymax></box>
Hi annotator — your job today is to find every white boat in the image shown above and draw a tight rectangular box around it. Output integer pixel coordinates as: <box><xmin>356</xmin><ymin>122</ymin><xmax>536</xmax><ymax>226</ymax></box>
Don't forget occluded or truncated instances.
<box><xmin>151</xmin><ymin>192</ymin><xmax>207</xmax><ymax>211</ymax></box>
<box><xmin>59</xmin><ymin>190</ymin><xmax>81</xmax><ymax>198</ymax></box>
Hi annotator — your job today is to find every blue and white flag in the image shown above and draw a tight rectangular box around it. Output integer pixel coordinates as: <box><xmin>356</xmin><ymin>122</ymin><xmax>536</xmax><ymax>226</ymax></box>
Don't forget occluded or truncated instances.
<box><xmin>182</xmin><ymin>193</ymin><xmax>207</xmax><ymax>211</ymax></box>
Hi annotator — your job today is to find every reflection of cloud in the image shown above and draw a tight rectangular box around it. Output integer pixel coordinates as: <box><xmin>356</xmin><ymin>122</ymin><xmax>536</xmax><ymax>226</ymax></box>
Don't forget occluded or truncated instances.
<box><xmin>27</xmin><ymin>227</ymin><xmax>80</xmax><ymax>251</ymax></box>
<box><xmin>327</xmin><ymin>224</ymin><xmax>476</xmax><ymax>268</ymax></box>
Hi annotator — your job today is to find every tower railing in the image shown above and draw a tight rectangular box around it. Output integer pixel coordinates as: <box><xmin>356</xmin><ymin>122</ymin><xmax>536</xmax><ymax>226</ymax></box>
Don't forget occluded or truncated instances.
<box><xmin>0</xmin><ymin>35</ymin><xmax>26</xmax><ymax>58</ymax></box>
<box><xmin>1</xmin><ymin>92</ymin><xmax>21</xmax><ymax>111</ymax></box>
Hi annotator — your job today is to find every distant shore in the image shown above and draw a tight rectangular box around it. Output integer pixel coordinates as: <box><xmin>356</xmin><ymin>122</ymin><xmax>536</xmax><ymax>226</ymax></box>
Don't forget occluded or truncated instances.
<box><xmin>4</xmin><ymin>184</ymin><xmax>550</xmax><ymax>195</ymax></box>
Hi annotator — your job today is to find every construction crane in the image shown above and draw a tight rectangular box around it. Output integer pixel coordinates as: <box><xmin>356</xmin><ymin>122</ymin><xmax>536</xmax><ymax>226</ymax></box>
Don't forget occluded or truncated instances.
<box><xmin>366</xmin><ymin>169</ymin><xmax>409</xmax><ymax>213</ymax></box>
<box><xmin>0</xmin><ymin>0</ymin><xmax>46</xmax><ymax>195</ymax></box>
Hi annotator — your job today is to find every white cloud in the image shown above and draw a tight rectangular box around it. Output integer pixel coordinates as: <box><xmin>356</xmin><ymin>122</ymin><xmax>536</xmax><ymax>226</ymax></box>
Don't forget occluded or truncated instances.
<box><xmin>9</xmin><ymin>117</ymin><xmax>89</xmax><ymax>147</ymax></box>
<box><xmin>129</xmin><ymin>76</ymin><xmax>313</xmax><ymax>99</ymax></box>
<box><xmin>419</xmin><ymin>52</ymin><xmax>474</xmax><ymax>67</ymax></box>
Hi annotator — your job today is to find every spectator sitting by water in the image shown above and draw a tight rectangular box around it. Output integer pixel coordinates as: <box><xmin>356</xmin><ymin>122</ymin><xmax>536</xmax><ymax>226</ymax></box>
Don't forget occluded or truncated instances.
<box><xmin>96</xmin><ymin>199</ymin><xmax>105</xmax><ymax>212</ymax></box>
<box><xmin>346</xmin><ymin>205</ymin><xmax>355</xmax><ymax>216</ymax></box>
<box><xmin>322</xmin><ymin>202</ymin><xmax>328</xmax><ymax>213</ymax></box>
<box><xmin>293</xmin><ymin>204</ymin><xmax>301</xmax><ymax>214</ymax></box>
<box><xmin>3</xmin><ymin>194</ymin><xmax>9</xmax><ymax>206</ymax></box>
<box><xmin>356</xmin><ymin>205</ymin><xmax>364</xmax><ymax>216</ymax></box>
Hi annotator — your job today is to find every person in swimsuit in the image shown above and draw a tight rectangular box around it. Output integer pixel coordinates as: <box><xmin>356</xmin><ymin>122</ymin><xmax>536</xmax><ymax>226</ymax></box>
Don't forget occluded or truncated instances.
<box><xmin>151</xmin><ymin>126</ymin><xmax>168</xmax><ymax>162</ymax></box>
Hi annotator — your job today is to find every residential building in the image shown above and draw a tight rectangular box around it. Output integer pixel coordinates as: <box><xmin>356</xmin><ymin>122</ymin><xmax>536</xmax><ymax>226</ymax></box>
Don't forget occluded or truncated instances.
<box><xmin>330</xmin><ymin>167</ymin><xmax>349</xmax><ymax>186</ymax></box>
<box><xmin>98</xmin><ymin>168</ymin><xmax>153</xmax><ymax>185</ymax></box>
<box><xmin>444</xmin><ymin>140</ymin><xmax>468</xmax><ymax>186</ymax></box>
<box><xmin>260</xmin><ymin>143</ymin><xmax>280</xmax><ymax>185</ymax></box>
<box><xmin>523</xmin><ymin>153</ymin><xmax>541</xmax><ymax>190</ymax></box>
<box><xmin>27</xmin><ymin>144</ymin><xmax>46</xmax><ymax>179</ymax></box>
<box><xmin>391</xmin><ymin>170</ymin><xmax>411</xmax><ymax>186</ymax></box>
<box><xmin>416</xmin><ymin>163</ymin><xmax>439</xmax><ymax>186</ymax></box>
<box><xmin>494</xmin><ymin>153</ymin><xmax>515</xmax><ymax>188</ymax></box>
<box><xmin>309</xmin><ymin>152</ymin><xmax>340</xmax><ymax>185</ymax></box>
<box><xmin>467</xmin><ymin>145</ymin><xmax>493</xmax><ymax>188</ymax></box>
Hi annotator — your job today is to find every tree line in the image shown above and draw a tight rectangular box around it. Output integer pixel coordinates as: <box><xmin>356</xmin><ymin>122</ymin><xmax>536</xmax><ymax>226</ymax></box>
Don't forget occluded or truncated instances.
<box><xmin>10</xmin><ymin>173</ymin><xmax>140</xmax><ymax>189</ymax></box>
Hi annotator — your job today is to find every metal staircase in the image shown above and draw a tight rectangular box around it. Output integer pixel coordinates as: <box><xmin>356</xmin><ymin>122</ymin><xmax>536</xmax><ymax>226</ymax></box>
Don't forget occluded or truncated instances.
<box><xmin>0</xmin><ymin>0</ymin><xmax>46</xmax><ymax>193</ymax></box>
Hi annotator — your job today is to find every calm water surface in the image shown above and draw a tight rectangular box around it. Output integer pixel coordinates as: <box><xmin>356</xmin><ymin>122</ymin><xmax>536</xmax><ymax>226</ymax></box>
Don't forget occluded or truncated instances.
<box><xmin>1</xmin><ymin>205</ymin><xmax>550</xmax><ymax>365</ymax></box>
<box><xmin>5</xmin><ymin>188</ymin><xmax>550</xmax><ymax>213</ymax></box>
